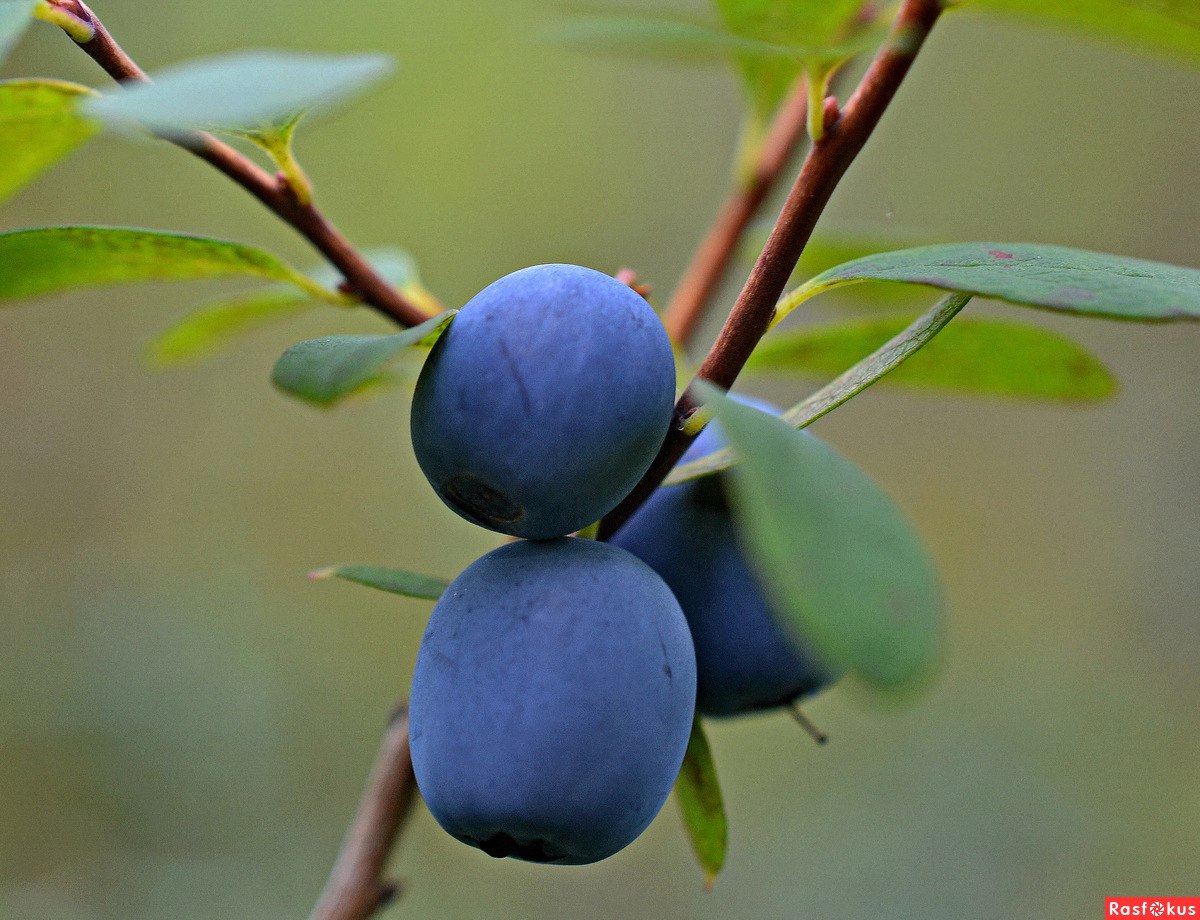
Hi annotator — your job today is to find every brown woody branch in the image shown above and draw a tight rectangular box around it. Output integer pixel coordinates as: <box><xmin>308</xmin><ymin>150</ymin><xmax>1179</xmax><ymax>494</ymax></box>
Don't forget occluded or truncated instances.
<box><xmin>662</xmin><ymin>75</ymin><xmax>810</xmax><ymax>348</ymax></box>
<box><xmin>306</xmin><ymin>704</ymin><xmax>418</xmax><ymax>920</ymax></box>
<box><xmin>599</xmin><ymin>0</ymin><xmax>945</xmax><ymax>539</ymax></box>
<box><xmin>46</xmin><ymin>1</ymin><xmax>430</xmax><ymax>328</ymax></box>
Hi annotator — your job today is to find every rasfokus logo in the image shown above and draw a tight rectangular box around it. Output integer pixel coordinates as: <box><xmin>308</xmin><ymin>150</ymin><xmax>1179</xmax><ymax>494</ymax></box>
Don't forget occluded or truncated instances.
<box><xmin>1107</xmin><ymin>899</ymin><xmax>1200</xmax><ymax>917</ymax></box>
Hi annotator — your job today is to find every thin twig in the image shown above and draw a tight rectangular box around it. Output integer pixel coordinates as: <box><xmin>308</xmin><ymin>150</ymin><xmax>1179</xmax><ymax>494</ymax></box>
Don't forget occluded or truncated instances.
<box><xmin>663</xmin><ymin>292</ymin><xmax>973</xmax><ymax>486</ymax></box>
<box><xmin>600</xmin><ymin>0</ymin><xmax>945</xmax><ymax>539</ymax></box>
<box><xmin>662</xmin><ymin>75</ymin><xmax>810</xmax><ymax>348</ymax></box>
<box><xmin>45</xmin><ymin>0</ymin><xmax>430</xmax><ymax>328</ymax></box>
<box><xmin>307</xmin><ymin>703</ymin><xmax>418</xmax><ymax>920</ymax></box>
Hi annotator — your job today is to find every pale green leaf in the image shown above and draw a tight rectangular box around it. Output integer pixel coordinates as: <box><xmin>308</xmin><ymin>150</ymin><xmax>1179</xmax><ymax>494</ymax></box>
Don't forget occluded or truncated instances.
<box><xmin>0</xmin><ymin>226</ymin><xmax>334</xmax><ymax>303</ymax></box>
<box><xmin>783</xmin><ymin>242</ymin><xmax>1200</xmax><ymax>323</ymax></box>
<box><xmin>149</xmin><ymin>247</ymin><xmax>428</xmax><ymax>366</ymax></box>
<box><xmin>673</xmin><ymin>716</ymin><xmax>727</xmax><ymax>889</ymax></box>
<box><xmin>271</xmin><ymin>311</ymin><xmax>456</xmax><ymax>405</ymax></box>
<box><xmin>0</xmin><ymin>0</ymin><xmax>36</xmax><ymax>63</ymax></box>
<box><xmin>308</xmin><ymin>564</ymin><xmax>448</xmax><ymax>600</ymax></box>
<box><xmin>85</xmin><ymin>51</ymin><xmax>393</xmax><ymax>135</ymax></box>
<box><xmin>696</xmin><ymin>383</ymin><xmax>944</xmax><ymax>689</ymax></box>
<box><xmin>149</xmin><ymin>291</ymin><xmax>323</xmax><ymax>366</ymax></box>
<box><xmin>748</xmin><ymin>313</ymin><xmax>1118</xmax><ymax>401</ymax></box>
<box><xmin>0</xmin><ymin>79</ymin><xmax>100</xmax><ymax>204</ymax></box>
<box><xmin>961</xmin><ymin>0</ymin><xmax>1200</xmax><ymax>65</ymax></box>
<box><xmin>668</xmin><ymin>294</ymin><xmax>972</xmax><ymax>485</ymax></box>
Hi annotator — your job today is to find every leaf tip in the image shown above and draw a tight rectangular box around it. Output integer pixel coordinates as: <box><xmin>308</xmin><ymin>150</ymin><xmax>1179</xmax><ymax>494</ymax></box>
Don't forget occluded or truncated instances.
<box><xmin>307</xmin><ymin>566</ymin><xmax>336</xmax><ymax>581</ymax></box>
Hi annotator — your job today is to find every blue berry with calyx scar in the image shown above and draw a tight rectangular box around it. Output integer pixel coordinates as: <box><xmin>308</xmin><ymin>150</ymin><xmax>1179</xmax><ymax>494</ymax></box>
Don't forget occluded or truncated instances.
<box><xmin>409</xmin><ymin>537</ymin><xmax>697</xmax><ymax>865</ymax></box>
<box><xmin>410</xmin><ymin>263</ymin><xmax>676</xmax><ymax>540</ymax></box>
<box><xmin>611</xmin><ymin>395</ymin><xmax>843</xmax><ymax>717</ymax></box>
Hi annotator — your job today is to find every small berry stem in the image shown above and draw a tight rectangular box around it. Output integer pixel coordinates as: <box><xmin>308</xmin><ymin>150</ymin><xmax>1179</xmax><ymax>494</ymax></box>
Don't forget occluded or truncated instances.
<box><xmin>787</xmin><ymin>703</ymin><xmax>830</xmax><ymax>746</ymax></box>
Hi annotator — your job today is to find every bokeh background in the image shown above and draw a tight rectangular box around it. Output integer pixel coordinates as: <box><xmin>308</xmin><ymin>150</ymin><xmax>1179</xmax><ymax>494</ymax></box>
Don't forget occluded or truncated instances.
<box><xmin>3</xmin><ymin>2</ymin><xmax>1198</xmax><ymax>918</ymax></box>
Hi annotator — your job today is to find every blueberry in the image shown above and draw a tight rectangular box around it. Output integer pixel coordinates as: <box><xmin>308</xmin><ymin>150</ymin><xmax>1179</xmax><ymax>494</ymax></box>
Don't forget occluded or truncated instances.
<box><xmin>611</xmin><ymin>396</ymin><xmax>842</xmax><ymax>716</ymax></box>
<box><xmin>409</xmin><ymin>537</ymin><xmax>697</xmax><ymax>865</ymax></box>
<box><xmin>410</xmin><ymin>264</ymin><xmax>676</xmax><ymax>539</ymax></box>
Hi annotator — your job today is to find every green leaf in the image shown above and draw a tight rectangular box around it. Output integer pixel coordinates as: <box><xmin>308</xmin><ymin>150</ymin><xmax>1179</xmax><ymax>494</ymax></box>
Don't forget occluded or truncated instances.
<box><xmin>0</xmin><ymin>226</ymin><xmax>334</xmax><ymax>303</ymax></box>
<box><xmin>673</xmin><ymin>716</ymin><xmax>727</xmax><ymax>889</ymax></box>
<box><xmin>271</xmin><ymin>311</ymin><xmax>456</xmax><ymax>405</ymax></box>
<box><xmin>0</xmin><ymin>79</ymin><xmax>101</xmax><ymax>204</ymax></box>
<box><xmin>668</xmin><ymin>294</ymin><xmax>973</xmax><ymax>485</ymax></box>
<box><xmin>0</xmin><ymin>0</ymin><xmax>36</xmax><ymax>63</ymax></box>
<box><xmin>307</xmin><ymin>564</ymin><xmax>448</xmax><ymax>600</ymax></box>
<box><xmin>747</xmin><ymin>313</ymin><xmax>1118</xmax><ymax>401</ymax></box>
<box><xmin>149</xmin><ymin>291</ymin><xmax>325</xmax><ymax>366</ymax></box>
<box><xmin>961</xmin><ymin>0</ymin><xmax>1200</xmax><ymax>66</ymax></box>
<box><xmin>782</xmin><ymin>242</ymin><xmax>1200</xmax><ymax>323</ymax></box>
<box><xmin>696</xmin><ymin>383</ymin><xmax>943</xmax><ymax>689</ymax></box>
<box><xmin>85</xmin><ymin>51</ymin><xmax>393</xmax><ymax>135</ymax></box>
<box><xmin>713</xmin><ymin>0</ymin><xmax>872</xmax><ymax>117</ymax></box>
<box><xmin>149</xmin><ymin>247</ymin><xmax>430</xmax><ymax>366</ymax></box>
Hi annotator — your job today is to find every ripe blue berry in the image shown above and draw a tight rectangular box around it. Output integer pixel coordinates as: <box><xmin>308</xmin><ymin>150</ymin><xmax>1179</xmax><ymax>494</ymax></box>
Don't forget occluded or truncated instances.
<box><xmin>410</xmin><ymin>264</ymin><xmax>675</xmax><ymax>539</ymax></box>
<box><xmin>409</xmin><ymin>538</ymin><xmax>697</xmax><ymax>865</ymax></box>
<box><xmin>611</xmin><ymin>397</ymin><xmax>842</xmax><ymax>716</ymax></box>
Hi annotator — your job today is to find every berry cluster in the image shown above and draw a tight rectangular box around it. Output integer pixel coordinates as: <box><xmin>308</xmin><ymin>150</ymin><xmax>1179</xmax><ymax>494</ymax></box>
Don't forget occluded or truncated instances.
<box><xmin>407</xmin><ymin>264</ymin><xmax>836</xmax><ymax>865</ymax></box>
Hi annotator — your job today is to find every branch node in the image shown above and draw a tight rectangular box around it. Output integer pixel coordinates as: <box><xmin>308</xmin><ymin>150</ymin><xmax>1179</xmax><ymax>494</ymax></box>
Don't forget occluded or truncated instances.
<box><xmin>822</xmin><ymin>96</ymin><xmax>841</xmax><ymax>134</ymax></box>
<box><xmin>35</xmin><ymin>0</ymin><xmax>95</xmax><ymax>42</ymax></box>
<box><xmin>376</xmin><ymin>881</ymin><xmax>401</xmax><ymax>908</ymax></box>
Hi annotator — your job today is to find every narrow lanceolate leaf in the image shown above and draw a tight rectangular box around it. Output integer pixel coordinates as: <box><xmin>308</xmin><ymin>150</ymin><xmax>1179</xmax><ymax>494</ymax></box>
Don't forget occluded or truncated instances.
<box><xmin>781</xmin><ymin>243</ymin><xmax>1200</xmax><ymax>323</ymax></box>
<box><xmin>272</xmin><ymin>311</ymin><xmax>456</xmax><ymax>405</ymax></box>
<box><xmin>961</xmin><ymin>0</ymin><xmax>1200</xmax><ymax>66</ymax></box>
<box><xmin>697</xmin><ymin>384</ymin><xmax>943</xmax><ymax>690</ymax></box>
<box><xmin>85</xmin><ymin>51</ymin><xmax>393</xmax><ymax>135</ymax></box>
<box><xmin>149</xmin><ymin>247</ymin><xmax>432</xmax><ymax>366</ymax></box>
<box><xmin>0</xmin><ymin>80</ymin><xmax>100</xmax><ymax>204</ymax></box>
<box><xmin>668</xmin><ymin>294</ymin><xmax>972</xmax><ymax>485</ymax></box>
<box><xmin>0</xmin><ymin>227</ymin><xmax>334</xmax><ymax>303</ymax></box>
<box><xmin>149</xmin><ymin>290</ymin><xmax>326</xmax><ymax>366</ymax></box>
<box><xmin>0</xmin><ymin>0</ymin><xmax>37</xmax><ymax>63</ymax></box>
<box><xmin>747</xmin><ymin>314</ymin><xmax>1118</xmax><ymax>401</ymax></box>
<box><xmin>308</xmin><ymin>564</ymin><xmax>448</xmax><ymax>601</ymax></box>
<box><xmin>674</xmin><ymin>717</ymin><xmax>727</xmax><ymax>889</ymax></box>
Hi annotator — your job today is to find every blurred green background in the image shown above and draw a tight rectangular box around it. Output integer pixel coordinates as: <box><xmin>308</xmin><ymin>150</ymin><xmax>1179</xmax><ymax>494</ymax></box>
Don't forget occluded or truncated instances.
<box><xmin>3</xmin><ymin>2</ymin><xmax>1198</xmax><ymax>918</ymax></box>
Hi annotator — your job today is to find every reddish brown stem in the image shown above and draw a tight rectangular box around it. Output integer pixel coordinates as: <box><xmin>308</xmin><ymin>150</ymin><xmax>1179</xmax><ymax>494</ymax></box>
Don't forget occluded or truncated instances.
<box><xmin>662</xmin><ymin>76</ymin><xmax>810</xmax><ymax>348</ymax></box>
<box><xmin>600</xmin><ymin>0</ymin><xmax>944</xmax><ymax>539</ymax></box>
<box><xmin>307</xmin><ymin>704</ymin><xmax>418</xmax><ymax>920</ymax></box>
<box><xmin>51</xmin><ymin>1</ymin><xmax>429</xmax><ymax>328</ymax></box>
